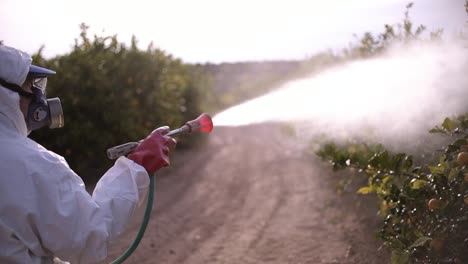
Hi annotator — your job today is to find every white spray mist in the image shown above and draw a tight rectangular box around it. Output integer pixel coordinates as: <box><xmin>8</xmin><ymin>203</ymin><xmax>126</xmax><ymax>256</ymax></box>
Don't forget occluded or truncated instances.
<box><xmin>213</xmin><ymin>41</ymin><xmax>468</xmax><ymax>153</ymax></box>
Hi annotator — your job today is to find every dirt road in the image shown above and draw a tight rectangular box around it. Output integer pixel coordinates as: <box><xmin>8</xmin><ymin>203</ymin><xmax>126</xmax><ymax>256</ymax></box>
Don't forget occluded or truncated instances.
<box><xmin>105</xmin><ymin>124</ymin><xmax>390</xmax><ymax>264</ymax></box>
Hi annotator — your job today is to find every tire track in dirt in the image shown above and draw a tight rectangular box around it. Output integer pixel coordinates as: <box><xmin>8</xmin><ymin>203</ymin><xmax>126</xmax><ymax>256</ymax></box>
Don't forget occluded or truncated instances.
<box><xmin>105</xmin><ymin>123</ymin><xmax>390</xmax><ymax>264</ymax></box>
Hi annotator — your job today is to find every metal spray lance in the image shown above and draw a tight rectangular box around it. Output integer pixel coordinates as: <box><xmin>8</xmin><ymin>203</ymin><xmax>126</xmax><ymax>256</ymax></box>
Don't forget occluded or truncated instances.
<box><xmin>107</xmin><ymin>113</ymin><xmax>214</xmax><ymax>159</ymax></box>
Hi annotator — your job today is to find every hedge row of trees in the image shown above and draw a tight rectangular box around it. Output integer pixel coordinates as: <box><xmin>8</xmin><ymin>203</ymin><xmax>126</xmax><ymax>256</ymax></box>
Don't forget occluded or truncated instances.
<box><xmin>30</xmin><ymin>24</ymin><xmax>216</xmax><ymax>183</ymax></box>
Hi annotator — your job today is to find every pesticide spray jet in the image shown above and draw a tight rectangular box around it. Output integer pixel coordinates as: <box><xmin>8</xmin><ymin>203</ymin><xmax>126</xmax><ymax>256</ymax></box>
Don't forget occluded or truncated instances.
<box><xmin>213</xmin><ymin>42</ymin><xmax>468</xmax><ymax>150</ymax></box>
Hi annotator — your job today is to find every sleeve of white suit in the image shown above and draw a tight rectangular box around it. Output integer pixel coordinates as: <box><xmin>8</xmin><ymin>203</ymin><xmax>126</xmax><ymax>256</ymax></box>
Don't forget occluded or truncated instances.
<box><xmin>35</xmin><ymin>156</ymin><xmax>150</xmax><ymax>264</ymax></box>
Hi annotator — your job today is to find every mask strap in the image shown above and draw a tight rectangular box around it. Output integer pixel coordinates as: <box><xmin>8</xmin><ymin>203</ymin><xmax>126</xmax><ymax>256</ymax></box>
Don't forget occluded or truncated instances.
<box><xmin>0</xmin><ymin>79</ymin><xmax>35</xmax><ymax>99</ymax></box>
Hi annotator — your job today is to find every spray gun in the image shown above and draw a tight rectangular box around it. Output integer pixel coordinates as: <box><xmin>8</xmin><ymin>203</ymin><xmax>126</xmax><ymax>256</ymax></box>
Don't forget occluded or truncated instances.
<box><xmin>108</xmin><ymin>113</ymin><xmax>213</xmax><ymax>264</ymax></box>
<box><xmin>107</xmin><ymin>113</ymin><xmax>213</xmax><ymax>159</ymax></box>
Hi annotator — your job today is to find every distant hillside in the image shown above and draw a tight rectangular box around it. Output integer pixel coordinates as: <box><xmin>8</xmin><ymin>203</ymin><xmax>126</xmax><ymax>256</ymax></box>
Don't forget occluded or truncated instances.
<box><xmin>194</xmin><ymin>52</ymin><xmax>341</xmax><ymax>109</ymax></box>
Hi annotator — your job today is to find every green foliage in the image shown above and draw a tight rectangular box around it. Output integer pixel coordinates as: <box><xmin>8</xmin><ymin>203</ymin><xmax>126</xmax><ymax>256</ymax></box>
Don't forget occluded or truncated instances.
<box><xmin>316</xmin><ymin>2</ymin><xmax>468</xmax><ymax>262</ymax></box>
<box><xmin>317</xmin><ymin>116</ymin><xmax>468</xmax><ymax>263</ymax></box>
<box><xmin>30</xmin><ymin>24</ymin><xmax>215</xmax><ymax>183</ymax></box>
<box><xmin>344</xmin><ymin>3</ymin><xmax>441</xmax><ymax>58</ymax></box>
<box><xmin>429</xmin><ymin>115</ymin><xmax>468</xmax><ymax>135</ymax></box>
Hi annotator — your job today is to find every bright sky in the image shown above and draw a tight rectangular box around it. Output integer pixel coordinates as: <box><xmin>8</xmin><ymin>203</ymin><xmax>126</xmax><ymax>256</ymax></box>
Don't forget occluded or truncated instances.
<box><xmin>1</xmin><ymin>0</ymin><xmax>466</xmax><ymax>63</ymax></box>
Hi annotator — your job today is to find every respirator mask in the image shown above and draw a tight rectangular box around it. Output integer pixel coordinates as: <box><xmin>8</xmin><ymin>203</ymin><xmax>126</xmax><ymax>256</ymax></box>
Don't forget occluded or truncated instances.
<box><xmin>0</xmin><ymin>77</ymin><xmax>64</xmax><ymax>131</ymax></box>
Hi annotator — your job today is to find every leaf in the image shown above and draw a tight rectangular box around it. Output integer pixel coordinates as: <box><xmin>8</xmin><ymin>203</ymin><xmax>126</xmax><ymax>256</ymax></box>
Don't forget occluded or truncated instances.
<box><xmin>429</xmin><ymin>127</ymin><xmax>447</xmax><ymax>134</ymax></box>
<box><xmin>439</xmin><ymin>155</ymin><xmax>448</xmax><ymax>167</ymax></box>
<box><xmin>402</xmin><ymin>155</ymin><xmax>413</xmax><ymax>172</ymax></box>
<box><xmin>357</xmin><ymin>186</ymin><xmax>373</xmax><ymax>194</ymax></box>
<box><xmin>382</xmin><ymin>175</ymin><xmax>393</xmax><ymax>186</ymax></box>
<box><xmin>454</xmin><ymin>139</ymin><xmax>468</xmax><ymax>147</ymax></box>
<box><xmin>446</xmin><ymin>144</ymin><xmax>460</xmax><ymax>155</ymax></box>
<box><xmin>448</xmin><ymin>168</ymin><xmax>461</xmax><ymax>182</ymax></box>
<box><xmin>368</xmin><ymin>151</ymin><xmax>390</xmax><ymax>169</ymax></box>
<box><xmin>409</xmin><ymin>236</ymin><xmax>431</xmax><ymax>248</ymax></box>
<box><xmin>429</xmin><ymin>165</ymin><xmax>444</xmax><ymax>174</ymax></box>
<box><xmin>391</xmin><ymin>250</ymin><xmax>410</xmax><ymax>264</ymax></box>
<box><xmin>442</xmin><ymin>117</ymin><xmax>456</xmax><ymax>132</ymax></box>
<box><xmin>391</xmin><ymin>153</ymin><xmax>407</xmax><ymax>172</ymax></box>
<box><xmin>411</xmin><ymin>179</ymin><xmax>428</xmax><ymax>189</ymax></box>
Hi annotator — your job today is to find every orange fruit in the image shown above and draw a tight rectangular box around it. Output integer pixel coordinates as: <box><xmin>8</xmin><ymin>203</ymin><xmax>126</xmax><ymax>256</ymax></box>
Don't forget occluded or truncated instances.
<box><xmin>430</xmin><ymin>238</ymin><xmax>444</xmax><ymax>254</ymax></box>
<box><xmin>457</xmin><ymin>152</ymin><xmax>468</xmax><ymax>166</ymax></box>
<box><xmin>428</xmin><ymin>198</ymin><xmax>444</xmax><ymax>210</ymax></box>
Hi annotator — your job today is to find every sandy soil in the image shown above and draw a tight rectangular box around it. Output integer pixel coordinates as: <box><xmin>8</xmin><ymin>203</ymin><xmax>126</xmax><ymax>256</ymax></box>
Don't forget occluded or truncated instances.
<box><xmin>104</xmin><ymin>123</ymin><xmax>390</xmax><ymax>264</ymax></box>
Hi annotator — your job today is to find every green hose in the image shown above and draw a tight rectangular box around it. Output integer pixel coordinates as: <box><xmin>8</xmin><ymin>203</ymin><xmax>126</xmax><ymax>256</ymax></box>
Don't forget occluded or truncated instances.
<box><xmin>111</xmin><ymin>175</ymin><xmax>155</xmax><ymax>264</ymax></box>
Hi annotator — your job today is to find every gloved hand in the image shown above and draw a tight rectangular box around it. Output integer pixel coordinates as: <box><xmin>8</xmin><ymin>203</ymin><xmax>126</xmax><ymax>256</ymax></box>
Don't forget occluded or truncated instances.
<box><xmin>128</xmin><ymin>126</ymin><xmax>177</xmax><ymax>175</ymax></box>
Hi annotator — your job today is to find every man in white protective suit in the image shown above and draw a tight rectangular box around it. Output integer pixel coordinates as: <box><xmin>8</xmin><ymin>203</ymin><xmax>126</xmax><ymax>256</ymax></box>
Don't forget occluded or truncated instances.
<box><xmin>0</xmin><ymin>45</ymin><xmax>177</xmax><ymax>263</ymax></box>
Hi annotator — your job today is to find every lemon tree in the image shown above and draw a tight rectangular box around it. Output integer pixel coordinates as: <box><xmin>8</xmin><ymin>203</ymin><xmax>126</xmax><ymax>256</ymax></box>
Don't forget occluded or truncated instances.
<box><xmin>318</xmin><ymin>114</ymin><xmax>468</xmax><ymax>263</ymax></box>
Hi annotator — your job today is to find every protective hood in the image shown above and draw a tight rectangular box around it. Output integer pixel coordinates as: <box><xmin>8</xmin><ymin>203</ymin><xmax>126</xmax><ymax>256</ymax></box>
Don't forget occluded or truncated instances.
<box><xmin>0</xmin><ymin>45</ymin><xmax>33</xmax><ymax>136</ymax></box>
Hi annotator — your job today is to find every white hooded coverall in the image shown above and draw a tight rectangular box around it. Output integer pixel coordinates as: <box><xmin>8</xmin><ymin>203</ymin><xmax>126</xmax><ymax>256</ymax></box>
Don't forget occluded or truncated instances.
<box><xmin>0</xmin><ymin>45</ymin><xmax>150</xmax><ymax>263</ymax></box>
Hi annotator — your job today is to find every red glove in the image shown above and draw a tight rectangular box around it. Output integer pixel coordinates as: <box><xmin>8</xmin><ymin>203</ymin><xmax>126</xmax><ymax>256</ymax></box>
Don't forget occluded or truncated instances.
<box><xmin>128</xmin><ymin>126</ymin><xmax>177</xmax><ymax>175</ymax></box>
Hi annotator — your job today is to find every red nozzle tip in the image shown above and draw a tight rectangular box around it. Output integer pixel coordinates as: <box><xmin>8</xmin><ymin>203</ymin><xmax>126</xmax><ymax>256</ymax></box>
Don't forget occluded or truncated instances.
<box><xmin>197</xmin><ymin>113</ymin><xmax>213</xmax><ymax>133</ymax></box>
<box><xmin>186</xmin><ymin>113</ymin><xmax>213</xmax><ymax>133</ymax></box>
